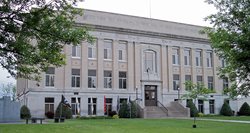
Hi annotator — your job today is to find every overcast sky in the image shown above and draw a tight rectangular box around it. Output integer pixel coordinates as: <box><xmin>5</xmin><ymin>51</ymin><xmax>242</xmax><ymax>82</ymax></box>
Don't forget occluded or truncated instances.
<box><xmin>0</xmin><ymin>0</ymin><xmax>217</xmax><ymax>85</ymax></box>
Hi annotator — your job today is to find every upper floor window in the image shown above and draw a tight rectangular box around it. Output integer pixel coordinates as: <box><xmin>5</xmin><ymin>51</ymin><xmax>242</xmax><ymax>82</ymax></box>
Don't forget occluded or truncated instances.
<box><xmin>72</xmin><ymin>45</ymin><xmax>81</xmax><ymax>58</ymax></box>
<box><xmin>71</xmin><ymin>69</ymin><xmax>80</xmax><ymax>88</ymax></box>
<box><xmin>195</xmin><ymin>50</ymin><xmax>202</xmax><ymax>67</ymax></box>
<box><xmin>119</xmin><ymin>72</ymin><xmax>127</xmax><ymax>89</ymax></box>
<box><xmin>118</xmin><ymin>41</ymin><xmax>127</xmax><ymax>61</ymax></box>
<box><xmin>88</xmin><ymin>70</ymin><xmax>97</xmax><ymax>88</ymax></box>
<box><xmin>144</xmin><ymin>50</ymin><xmax>157</xmax><ymax>73</ymax></box>
<box><xmin>104</xmin><ymin>40</ymin><xmax>113</xmax><ymax>60</ymax></box>
<box><xmin>220</xmin><ymin>58</ymin><xmax>227</xmax><ymax>68</ymax></box>
<box><xmin>45</xmin><ymin>67</ymin><xmax>55</xmax><ymax>87</ymax></box>
<box><xmin>185</xmin><ymin>75</ymin><xmax>192</xmax><ymax>90</ymax></box>
<box><xmin>184</xmin><ymin>49</ymin><xmax>191</xmax><ymax>66</ymax></box>
<box><xmin>197</xmin><ymin>75</ymin><xmax>203</xmax><ymax>86</ymax></box>
<box><xmin>172</xmin><ymin>48</ymin><xmax>180</xmax><ymax>65</ymax></box>
<box><xmin>223</xmin><ymin>77</ymin><xmax>229</xmax><ymax>89</ymax></box>
<box><xmin>104</xmin><ymin>71</ymin><xmax>112</xmax><ymax>88</ymax></box>
<box><xmin>88</xmin><ymin>41</ymin><xmax>96</xmax><ymax>59</ymax></box>
<box><xmin>206</xmin><ymin>51</ymin><xmax>213</xmax><ymax>67</ymax></box>
<box><xmin>208</xmin><ymin>76</ymin><xmax>214</xmax><ymax>90</ymax></box>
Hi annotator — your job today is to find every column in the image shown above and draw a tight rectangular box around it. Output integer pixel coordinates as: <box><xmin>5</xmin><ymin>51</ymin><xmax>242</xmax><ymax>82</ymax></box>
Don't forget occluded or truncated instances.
<box><xmin>81</xmin><ymin>41</ymin><xmax>88</xmax><ymax>89</ymax></box>
<box><xmin>167</xmin><ymin>46</ymin><xmax>173</xmax><ymax>92</ymax></box>
<box><xmin>113</xmin><ymin>40</ymin><xmax>119</xmax><ymax>89</ymax></box>
<box><xmin>97</xmin><ymin>38</ymin><xmax>104</xmax><ymax>89</ymax></box>
<box><xmin>128</xmin><ymin>41</ymin><xmax>135</xmax><ymax>91</ymax></box>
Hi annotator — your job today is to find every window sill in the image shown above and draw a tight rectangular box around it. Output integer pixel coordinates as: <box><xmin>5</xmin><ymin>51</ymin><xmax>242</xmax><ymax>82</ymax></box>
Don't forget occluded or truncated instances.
<box><xmin>88</xmin><ymin>58</ymin><xmax>97</xmax><ymax>60</ymax></box>
<box><xmin>72</xmin><ymin>57</ymin><xmax>81</xmax><ymax>59</ymax></box>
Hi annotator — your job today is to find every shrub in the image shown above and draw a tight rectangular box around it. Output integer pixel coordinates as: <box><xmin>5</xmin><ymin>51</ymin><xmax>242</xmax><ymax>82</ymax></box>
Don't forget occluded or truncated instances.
<box><xmin>186</xmin><ymin>100</ymin><xmax>198</xmax><ymax>117</ymax></box>
<box><xmin>54</xmin><ymin>103</ymin><xmax>72</xmax><ymax>119</ymax></box>
<box><xmin>118</xmin><ymin>101</ymin><xmax>138</xmax><ymax>118</ymax></box>
<box><xmin>238</xmin><ymin>102</ymin><xmax>250</xmax><ymax>116</ymax></box>
<box><xmin>20</xmin><ymin>105</ymin><xmax>31</xmax><ymax>119</ymax></box>
<box><xmin>112</xmin><ymin>115</ymin><xmax>119</xmax><ymax>119</ymax></box>
<box><xmin>198</xmin><ymin>113</ymin><xmax>204</xmax><ymax>117</ymax></box>
<box><xmin>220</xmin><ymin>102</ymin><xmax>233</xmax><ymax>116</ymax></box>
<box><xmin>108</xmin><ymin>111</ymin><xmax>117</xmax><ymax>117</ymax></box>
<box><xmin>45</xmin><ymin>111</ymin><xmax>54</xmax><ymax>119</ymax></box>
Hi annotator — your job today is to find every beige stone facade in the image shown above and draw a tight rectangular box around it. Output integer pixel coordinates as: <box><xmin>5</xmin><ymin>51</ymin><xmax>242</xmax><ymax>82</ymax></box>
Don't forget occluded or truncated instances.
<box><xmin>17</xmin><ymin>10</ymin><xmax>236</xmax><ymax>117</ymax></box>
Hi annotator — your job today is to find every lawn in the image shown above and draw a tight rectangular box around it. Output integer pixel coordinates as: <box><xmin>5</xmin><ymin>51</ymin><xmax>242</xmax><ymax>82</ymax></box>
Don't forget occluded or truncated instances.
<box><xmin>198</xmin><ymin>116</ymin><xmax>250</xmax><ymax>121</ymax></box>
<box><xmin>0</xmin><ymin>118</ymin><xmax>250</xmax><ymax>133</ymax></box>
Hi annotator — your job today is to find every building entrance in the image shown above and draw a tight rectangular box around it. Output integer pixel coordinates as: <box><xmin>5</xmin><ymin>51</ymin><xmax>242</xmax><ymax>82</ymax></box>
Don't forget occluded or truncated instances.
<box><xmin>145</xmin><ymin>85</ymin><xmax>157</xmax><ymax>106</ymax></box>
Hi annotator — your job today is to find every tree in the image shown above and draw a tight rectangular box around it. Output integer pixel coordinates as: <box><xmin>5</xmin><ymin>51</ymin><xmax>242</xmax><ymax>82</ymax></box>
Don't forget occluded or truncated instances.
<box><xmin>0</xmin><ymin>83</ymin><xmax>16</xmax><ymax>100</ymax></box>
<box><xmin>186</xmin><ymin>100</ymin><xmax>198</xmax><ymax>117</ymax></box>
<box><xmin>238</xmin><ymin>102</ymin><xmax>250</xmax><ymax>116</ymax></box>
<box><xmin>0</xmin><ymin>0</ymin><xmax>93</xmax><ymax>81</ymax></box>
<box><xmin>54</xmin><ymin>102</ymin><xmax>72</xmax><ymax>119</ymax></box>
<box><xmin>204</xmin><ymin>0</ymin><xmax>250</xmax><ymax>98</ymax></box>
<box><xmin>220</xmin><ymin>102</ymin><xmax>233</xmax><ymax>116</ymax></box>
<box><xmin>20</xmin><ymin>105</ymin><xmax>31</xmax><ymax>119</ymax></box>
<box><xmin>182</xmin><ymin>81</ymin><xmax>214</xmax><ymax>127</ymax></box>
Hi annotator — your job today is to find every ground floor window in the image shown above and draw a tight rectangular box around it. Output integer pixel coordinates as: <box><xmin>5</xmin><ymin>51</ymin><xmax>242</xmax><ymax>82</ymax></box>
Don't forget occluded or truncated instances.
<box><xmin>88</xmin><ymin>98</ymin><xmax>97</xmax><ymax>115</ymax></box>
<box><xmin>45</xmin><ymin>97</ymin><xmax>54</xmax><ymax>113</ymax></box>
<box><xmin>105</xmin><ymin>98</ymin><xmax>112</xmax><ymax>115</ymax></box>
<box><xmin>71</xmin><ymin>97</ymin><xmax>81</xmax><ymax>115</ymax></box>
<box><xmin>198</xmin><ymin>100</ymin><xmax>204</xmax><ymax>113</ymax></box>
<box><xmin>209</xmin><ymin>100</ymin><xmax>215</xmax><ymax>114</ymax></box>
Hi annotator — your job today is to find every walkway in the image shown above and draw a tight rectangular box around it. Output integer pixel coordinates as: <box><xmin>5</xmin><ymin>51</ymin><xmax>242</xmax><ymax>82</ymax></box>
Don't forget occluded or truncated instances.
<box><xmin>197</xmin><ymin>118</ymin><xmax>250</xmax><ymax>124</ymax></box>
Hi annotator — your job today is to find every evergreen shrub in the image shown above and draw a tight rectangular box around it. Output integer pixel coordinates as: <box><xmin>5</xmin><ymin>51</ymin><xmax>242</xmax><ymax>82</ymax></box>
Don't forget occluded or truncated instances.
<box><xmin>220</xmin><ymin>102</ymin><xmax>233</xmax><ymax>116</ymax></box>
<box><xmin>238</xmin><ymin>102</ymin><xmax>250</xmax><ymax>116</ymax></box>
<box><xmin>54</xmin><ymin>103</ymin><xmax>72</xmax><ymax>119</ymax></box>
<box><xmin>20</xmin><ymin>105</ymin><xmax>31</xmax><ymax>119</ymax></box>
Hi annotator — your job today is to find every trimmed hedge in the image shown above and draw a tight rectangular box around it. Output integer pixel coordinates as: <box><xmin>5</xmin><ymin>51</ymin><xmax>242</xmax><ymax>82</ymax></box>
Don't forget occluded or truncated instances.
<box><xmin>54</xmin><ymin>103</ymin><xmax>72</xmax><ymax>119</ymax></box>
<box><xmin>118</xmin><ymin>101</ymin><xmax>138</xmax><ymax>118</ymax></box>
<box><xmin>186</xmin><ymin>100</ymin><xmax>198</xmax><ymax>117</ymax></box>
<box><xmin>220</xmin><ymin>102</ymin><xmax>233</xmax><ymax>116</ymax></box>
<box><xmin>20</xmin><ymin>105</ymin><xmax>31</xmax><ymax>119</ymax></box>
<box><xmin>238</xmin><ymin>102</ymin><xmax>250</xmax><ymax>116</ymax></box>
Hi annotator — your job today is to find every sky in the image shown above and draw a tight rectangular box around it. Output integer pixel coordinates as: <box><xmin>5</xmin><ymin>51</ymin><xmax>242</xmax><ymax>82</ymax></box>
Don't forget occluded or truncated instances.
<box><xmin>0</xmin><ymin>0</ymin><xmax>217</xmax><ymax>85</ymax></box>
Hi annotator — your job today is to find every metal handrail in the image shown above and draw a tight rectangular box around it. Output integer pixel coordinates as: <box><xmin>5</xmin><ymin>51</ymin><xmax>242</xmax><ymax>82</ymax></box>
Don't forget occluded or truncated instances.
<box><xmin>157</xmin><ymin>100</ymin><xmax>168</xmax><ymax>116</ymax></box>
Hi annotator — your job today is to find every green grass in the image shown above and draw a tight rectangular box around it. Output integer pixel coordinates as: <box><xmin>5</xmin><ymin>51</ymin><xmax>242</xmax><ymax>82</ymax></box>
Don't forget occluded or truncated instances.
<box><xmin>1</xmin><ymin>118</ymin><xmax>250</xmax><ymax>133</ymax></box>
<box><xmin>200</xmin><ymin>116</ymin><xmax>250</xmax><ymax>121</ymax></box>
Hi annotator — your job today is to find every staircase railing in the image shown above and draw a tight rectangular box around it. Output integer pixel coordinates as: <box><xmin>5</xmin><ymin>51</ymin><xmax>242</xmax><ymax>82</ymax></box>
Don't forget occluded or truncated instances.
<box><xmin>157</xmin><ymin>100</ymin><xmax>168</xmax><ymax>116</ymax></box>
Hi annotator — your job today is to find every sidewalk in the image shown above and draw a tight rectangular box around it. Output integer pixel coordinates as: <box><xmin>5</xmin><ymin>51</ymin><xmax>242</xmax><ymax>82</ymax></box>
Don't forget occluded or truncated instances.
<box><xmin>197</xmin><ymin>118</ymin><xmax>250</xmax><ymax>124</ymax></box>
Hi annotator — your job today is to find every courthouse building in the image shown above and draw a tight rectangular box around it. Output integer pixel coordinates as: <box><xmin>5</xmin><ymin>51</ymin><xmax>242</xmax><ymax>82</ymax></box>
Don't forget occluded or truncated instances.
<box><xmin>16</xmin><ymin>10</ymin><xmax>238</xmax><ymax>118</ymax></box>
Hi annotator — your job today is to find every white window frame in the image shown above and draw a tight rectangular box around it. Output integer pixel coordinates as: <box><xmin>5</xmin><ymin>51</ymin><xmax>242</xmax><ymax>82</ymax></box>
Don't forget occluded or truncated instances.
<box><xmin>88</xmin><ymin>97</ymin><xmax>97</xmax><ymax>115</ymax></box>
<box><xmin>88</xmin><ymin>41</ymin><xmax>96</xmax><ymax>59</ymax></box>
<box><xmin>144</xmin><ymin>50</ymin><xmax>157</xmax><ymax>73</ymax></box>
<box><xmin>118</xmin><ymin>41</ymin><xmax>127</xmax><ymax>62</ymax></box>
<box><xmin>198</xmin><ymin>100</ymin><xmax>204</xmax><ymax>113</ymax></box>
<box><xmin>104</xmin><ymin>71</ymin><xmax>112</xmax><ymax>88</ymax></box>
<box><xmin>208</xmin><ymin>76</ymin><xmax>214</xmax><ymax>90</ymax></box>
<box><xmin>209</xmin><ymin>100</ymin><xmax>215</xmax><ymax>114</ymax></box>
<box><xmin>172</xmin><ymin>48</ymin><xmax>180</xmax><ymax>65</ymax></box>
<box><xmin>195</xmin><ymin>50</ymin><xmax>202</xmax><ymax>67</ymax></box>
<box><xmin>71</xmin><ymin>97</ymin><xmax>81</xmax><ymax>115</ymax></box>
<box><xmin>71</xmin><ymin>69</ymin><xmax>80</xmax><ymax>88</ymax></box>
<box><xmin>72</xmin><ymin>45</ymin><xmax>81</xmax><ymax>58</ymax></box>
<box><xmin>45</xmin><ymin>67</ymin><xmax>55</xmax><ymax>87</ymax></box>
<box><xmin>104</xmin><ymin>40</ymin><xmax>113</xmax><ymax>60</ymax></box>
<box><xmin>184</xmin><ymin>49</ymin><xmax>191</xmax><ymax>66</ymax></box>
<box><xmin>119</xmin><ymin>72</ymin><xmax>127</xmax><ymax>89</ymax></box>
<box><xmin>88</xmin><ymin>70</ymin><xmax>97</xmax><ymax>88</ymax></box>
<box><xmin>173</xmin><ymin>74</ymin><xmax>180</xmax><ymax>90</ymax></box>
<box><xmin>206</xmin><ymin>51</ymin><xmax>213</xmax><ymax>67</ymax></box>
<box><xmin>45</xmin><ymin>97</ymin><xmax>54</xmax><ymax>113</ymax></box>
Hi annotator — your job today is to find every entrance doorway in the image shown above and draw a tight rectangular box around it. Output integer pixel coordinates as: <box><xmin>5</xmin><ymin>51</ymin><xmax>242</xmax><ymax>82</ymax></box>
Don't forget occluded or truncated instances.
<box><xmin>145</xmin><ymin>85</ymin><xmax>157</xmax><ymax>106</ymax></box>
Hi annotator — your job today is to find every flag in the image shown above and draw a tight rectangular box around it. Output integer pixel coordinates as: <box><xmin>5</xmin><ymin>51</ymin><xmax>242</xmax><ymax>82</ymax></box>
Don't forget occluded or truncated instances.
<box><xmin>104</xmin><ymin>96</ymin><xmax>107</xmax><ymax>114</ymax></box>
<box><xmin>117</xmin><ymin>96</ymin><xmax>120</xmax><ymax>112</ymax></box>
<box><xmin>61</xmin><ymin>95</ymin><xmax>71</xmax><ymax>109</ymax></box>
<box><xmin>76</xmin><ymin>97</ymin><xmax>80</xmax><ymax>115</ymax></box>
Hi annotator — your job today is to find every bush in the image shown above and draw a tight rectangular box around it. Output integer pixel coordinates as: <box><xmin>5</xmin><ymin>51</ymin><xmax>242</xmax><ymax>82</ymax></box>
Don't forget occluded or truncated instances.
<box><xmin>20</xmin><ymin>105</ymin><xmax>31</xmax><ymax>119</ymax></box>
<box><xmin>54</xmin><ymin>103</ymin><xmax>72</xmax><ymax>119</ymax></box>
<box><xmin>220</xmin><ymin>102</ymin><xmax>233</xmax><ymax>116</ymax></box>
<box><xmin>198</xmin><ymin>113</ymin><xmax>204</xmax><ymax>117</ymax></box>
<box><xmin>112</xmin><ymin>115</ymin><xmax>119</xmax><ymax>119</ymax></box>
<box><xmin>45</xmin><ymin>111</ymin><xmax>54</xmax><ymax>119</ymax></box>
<box><xmin>238</xmin><ymin>102</ymin><xmax>250</xmax><ymax>116</ymax></box>
<box><xmin>108</xmin><ymin>111</ymin><xmax>117</xmax><ymax>117</ymax></box>
<box><xmin>186</xmin><ymin>100</ymin><xmax>198</xmax><ymax>117</ymax></box>
<box><xmin>118</xmin><ymin>101</ymin><xmax>138</xmax><ymax>118</ymax></box>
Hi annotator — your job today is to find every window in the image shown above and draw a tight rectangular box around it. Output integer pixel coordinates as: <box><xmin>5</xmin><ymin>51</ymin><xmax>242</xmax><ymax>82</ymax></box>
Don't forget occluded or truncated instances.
<box><xmin>45</xmin><ymin>97</ymin><xmax>54</xmax><ymax>113</ymax></box>
<box><xmin>104</xmin><ymin>40</ymin><xmax>113</xmax><ymax>60</ymax></box>
<box><xmin>88</xmin><ymin>70</ymin><xmax>96</xmax><ymax>88</ymax></box>
<box><xmin>119</xmin><ymin>72</ymin><xmax>127</xmax><ymax>89</ymax></box>
<box><xmin>209</xmin><ymin>100</ymin><xmax>215</xmax><ymax>114</ymax></box>
<box><xmin>208</xmin><ymin>76</ymin><xmax>214</xmax><ymax>90</ymax></box>
<box><xmin>195</xmin><ymin>50</ymin><xmax>202</xmax><ymax>67</ymax></box>
<box><xmin>197</xmin><ymin>76</ymin><xmax>203</xmax><ymax>85</ymax></box>
<box><xmin>104</xmin><ymin>71</ymin><xmax>112</xmax><ymax>88</ymax></box>
<box><xmin>206</xmin><ymin>51</ymin><xmax>213</xmax><ymax>67</ymax></box>
<box><xmin>198</xmin><ymin>100</ymin><xmax>204</xmax><ymax>113</ymax></box>
<box><xmin>105</xmin><ymin>98</ymin><xmax>112</xmax><ymax>115</ymax></box>
<box><xmin>223</xmin><ymin>77</ymin><xmax>229</xmax><ymax>89</ymax></box>
<box><xmin>172</xmin><ymin>48</ymin><xmax>180</xmax><ymax>65</ymax></box>
<box><xmin>173</xmin><ymin>74</ymin><xmax>180</xmax><ymax>90</ymax></box>
<box><xmin>45</xmin><ymin>67</ymin><xmax>55</xmax><ymax>87</ymax></box>
<box><xmin>221</xmin><ymin>58</ymin><xmax>227</xmax><ymax>68</ymax></box>
<box><xmin>184</xmin><ymin>49</ymin><xmax>191</xmax><ymax>66</ymax></box>
<box><xmin>72</xmin><ymin>45</ymin><xmax>81</xmax><ymax>58</ymax></box>
<box><xmin>88</xmin><ymin>98</ymin><xmax>97</xmax><ymax>115</ymax></box>
<box><xmin>71</xmin><ymin>69</ymin><xmax>80</xmax><ymax>88</ymax></box>
<box><xmin>71</xmin><ymin>97</ymin><xmax>80</xmax><ymax>115</ymax></box>
<box><xmin>118</xmin><ymin>41</ymin><xmax>127</xmax><ymax>61</ymax></box>
<box><xmin>144</xmin><ymin>50</ymin><xmax>157</xmax><ymax>73</ymax></box>
<box><xmin>88</xmin><ymin>41</ymin><xmax>96</xmax><ymax>59</ymax></box>
<box><xmin>185</xmin><ymin>75</ymin><xmax>191</xmax><ymax>90</ymax></box>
